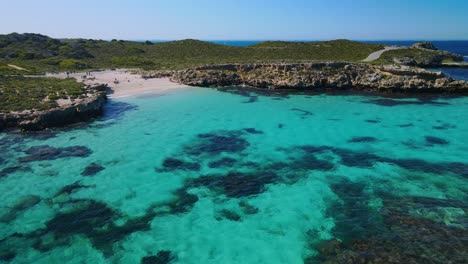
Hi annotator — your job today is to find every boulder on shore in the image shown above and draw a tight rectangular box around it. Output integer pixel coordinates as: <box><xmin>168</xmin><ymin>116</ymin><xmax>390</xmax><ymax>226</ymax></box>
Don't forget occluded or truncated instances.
<box><xmin>412</xmin><ymin>41</ymin><xmax>438</xmax><ymax>50</ymax></box>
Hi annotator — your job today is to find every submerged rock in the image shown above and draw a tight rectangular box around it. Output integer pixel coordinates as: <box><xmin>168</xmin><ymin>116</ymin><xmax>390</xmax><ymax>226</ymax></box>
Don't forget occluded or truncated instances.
<box><xmin>141</xmin><ymin>250</ymin><xmax>175</xmax><ymax>264</ymax></box>
<box><xmin>347</xmin><ymin>136</ymin><xmax>378</xmax><ymax>143</ymax></box>
<box><xmin>19</xmin><ymin>145</ymin><xmax>92</xmax><ymax>162</ymax></box>
<box><xmin>425</xmin><ymin>136</ymin><xmax>449</xmax><ymax>145</ymax></box>
<box><xmin>188</xmin><ymin>131</ymin><xmax>250</xmax><ymax>155</ymax></box>
<box><xmin>208</xmin><ymin>157</ymin><xmax>237</xmax><ymax>168</ymax></box>
<box><xmin>316</xmin><ymin>195</ymin><xmax>468</xmax><ymax>264</ymax></box>
<box><xmin>81</xmin><ymin>163</ymin><xmax>105</xmax><ymax>176</ymax></box>
<box><xmin>159</xmin><ymin>158</ymin><xmax>200</xmax><ymax>172</ymax></box>
<box><xmin>0</xmin><ymin>195</ymin><xmax>41</xmax><ymax>222</ymax></box>
<box><xmin>219</xmin><ymin>209</ymin><xmax>242</xmax><ymax>221</ymax></box>
<box><xmin>191</xmin><ymin>171</ymin><xmax>279</xmax><ymax>198</ymax></box>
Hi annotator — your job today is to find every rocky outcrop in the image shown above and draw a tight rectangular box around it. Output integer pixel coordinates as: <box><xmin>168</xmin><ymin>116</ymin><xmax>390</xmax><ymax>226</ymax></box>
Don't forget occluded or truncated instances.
<box><xmin>171</xmin><ymin>63</ymin><xmax>468</xmax><ymax>94</ymax></box>
<box><xmin>0</xmin><ymin>87</ymin><xmax>107</xmax><ymax>131</ymax></box>
<box><xmin>412</xmin><ymin>41</ymin><xmax>438</xmax><ymax>50</ymax></box>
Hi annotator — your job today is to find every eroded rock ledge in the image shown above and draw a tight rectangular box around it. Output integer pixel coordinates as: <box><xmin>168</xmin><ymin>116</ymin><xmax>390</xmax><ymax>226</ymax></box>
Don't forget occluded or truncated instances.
<box><xmin>0</xmin><ymin>86</ymin><xmax>107</xmax><ymax>131</ymax></box>
<box><xmin>171</xmin><ymin>63</ymin><xmax>468</xmax><ymax>93</ymax></box>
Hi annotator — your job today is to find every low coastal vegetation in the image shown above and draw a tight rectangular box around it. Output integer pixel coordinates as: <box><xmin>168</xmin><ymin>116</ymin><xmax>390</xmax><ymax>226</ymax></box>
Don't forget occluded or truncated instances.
<box><xmin>1</xmin><ymin>33</ymin><xmax>387</xmax><ymax>73</ymax></box>
<box><xmin>0</xmin><ymin>76</ymin><xmax>87</xmax><ymax>112</ymax></box>
<box><xmin>376</xmin><ymin>48</ymin><xmax>462</xmax><ymax>66</ymax></box>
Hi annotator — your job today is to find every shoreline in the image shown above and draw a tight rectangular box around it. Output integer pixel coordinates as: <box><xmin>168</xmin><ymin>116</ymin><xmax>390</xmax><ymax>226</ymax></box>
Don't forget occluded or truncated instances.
<box><xmin>46</xmin><ymin>70</ymin><xmax>190</xmax><ymax>99</ymax></box>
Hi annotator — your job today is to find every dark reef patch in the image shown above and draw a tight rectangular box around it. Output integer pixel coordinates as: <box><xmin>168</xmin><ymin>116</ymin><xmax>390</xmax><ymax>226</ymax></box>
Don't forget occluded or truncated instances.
<box><xmin>425</xmin><ymin>136</ymin><xmax>449</xmax><ymax>145</ymax></box>
<box><xmin>167</xmin><ymin>188</ymin><xmax>199</xmax><ymax>214</ymax></box>
<box><xmin>432</xmin><ymin>123</ymin><xmax>457</xmax><ymax>130</ymax></box>
<box><xmin>101</xmin><ymin>101</ymin><xmax>138</xmax><ymax>121</ymax></box>
<box><xmin>327</xmin><ymin>179</ymin><xmax>383</xmax><ymax>241</ymax></box>
<box><xmin>242</xmin><ymin>96</ymin><xmax>258</xmax><ymax>103</ymax></box>
<box><xmin>363</xmin><ymin>98</ymin><xmax>450</xmax><ymax>107</ymax></box>
<box><xmin>278</xmin><ymin>123</ymin><xmax>284</xmax><ymax>129</ymax></box>
<box><xmin>33</xmin><ymin>199</ymin><xmax>157</xmax><ymax>256</ymax></box>
<box><xmin>239</xmin><ymin>201</ymin><xmax>259</xmax><ymax>215</ymax></box>
<box><xmin>290</xmin><ymin>108</ymin><xmax>313</xmax><ymax>118</ymax></box>
<box><xmin>0</xmin><ymin>166</ymin><xmax>28</xmax><ymax>178</ymax></box>
<box><xmin>141</xmin><ymin>251</ymin><xmax>175</xmax><ymax>264</ymax></box>
<box><xmin>158</xmin><ymin>158</ymin><xmax>200</xmax><ymax>172</ymax></box>
<box><xmin>208</xmin><ymin>157</ymin><xmax>237</xmax><ymax>168</ymax></box>
<box><xmin>54</xmin><ymin>181</ymin><xmax>90</xmax><ymax>197</ymax></box>
<box><xmin>295</xmin><ymin>145</ymin><xmax>468</xmax><ymax>177</ymax></box>
<box><xmin>365</xmin><ymin>119</ymin><xmax>381</xmax><ymax>123</ymax></box>
<box><xmin>316</xmin><ymin>194</ymin><xmax>468</xmax><ymax>264</ymax></box>
<box><xmin>243</xmin><ymin>128</ymin><xmax>264</xmax><ymax>134</ymax></box>
<box><xmin>187</xmin><ymin>131</ymin><xmax>250</xmax><ymax>155</ymax></box>
<box><xmin>81</xmin><ymin>163</ymin><xmax>105</xmax><ymax>176</ymax></box>
<box><xmin>347</xmin><ymin>136</ymin><xmax>378</xmax><ymax>143</ymax></box>
<box><xmin>398</xmin><ymin>123</ymin><xmax>414</xmax><ymax>128</ymax></box>
<box><xmin>19</xmin><ymin>145</ymin><xmax>91</xmax><ymax>162</ymax></box>
<box><xmin>190</xmin><ymin>171</ymin><xmax>279</xmax><ymax>198</ymax></box>
<box><xmin>219</xmin><ymin>209</ymin><xmax>242</xmax><ymax>221</ymax></box>
<box><xmin>0</xmin><ymin>195</ymin><xmax>41</xmax><ymax>223</ymax></box>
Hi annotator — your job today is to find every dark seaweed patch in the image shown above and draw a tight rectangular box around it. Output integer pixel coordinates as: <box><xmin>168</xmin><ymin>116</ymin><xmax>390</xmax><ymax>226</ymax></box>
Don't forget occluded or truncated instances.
<box><xmin>102</xmin><ymin>101</ymin><xmax>138</xmax><ymax>121</ymax></box>
<box><xmin>327</xmin><ymin>179</ymin><xmax>383</xmax><ymax>241</ymax></box>
<box><xmin>54</xmin><ymin>181</ymin><xmax>90</xmax><ymax>197</ymax></box>
<box><xmin>0</xmin><ymin>195</ymin><xmax>41</xmax><ymax>223</ymax></box>
<box><xmin>239</xmin><ymin>201</ymin><xmax>259</xmax><ymax>215</ymax></box>
<box><xmin>398</xmin><ymin>123</ymin><xmax>414</xmax><ymax>128</ymax></box>
<box><xmin>0</xmin><ymin>166</ymin><xmax>24</xmax><ymax>178</ymax></box>
<box><xmin>219</xmin><ymin>209</ymin><xmax>242</xmax><ymax>221</ymax></box>
<box><xmin>295</xmin><ymin>145</ymin><xmax>468</xmax><ymax>177</ymax></box>
<box><xmin>432</xmin><ymin>123</ymin><xmax>456</xmax><ymax>130</ymax></box>
<box><xmin>167</xmin><ymin>188</ymin><xmax>199</xmax><ymax>214</ymax></box>
<box><xmin>19</xmin><ymin>145</ymin><xmax>91</xmax><ymax>162</ymax></box>
<box><xmin>243</xmin><ymin>96</ymin><xmax>258</xmax><ymax>103</ymax></box>
<box><xmin>365</xmin><ymin>119</ymin><xmax>381</xmax><ymax>123</ymax></box>
<box><xmin>81</xmin><ymin>163</ymin><xmax>105</xmax><ymax>176</ymax></box>
<box><xmin>141</xmin><ymin>251</ymin><xmax>175</xmax><ymax>264</ymax></box>
<box><xmin>290</xmin><ymin>108</ymin><xmax>313</xmax><ymax>118</ymax></box>
<box><xmin>243</xmin><ymin>128</ymin><xmax>264</xmax><ymax>134</ymax></box>
<box><xmin>36</xmin><ymin>199</ymin><xmax>157</xmax><ymax>256</ymax></box>
<box><xmin>190</xmin><ymin>171</ymin><xmax>279</xmax><ymax>198</ymax></box>
<box><xmin>317</xmin><ymin>195</ymin><xmax>468</xmax><ymax>264</ymax></box>
<box><xmin>188</xmin><ymin>131</ymin><xmax>250</xmax><ymax>155</ymax></box>
<box><xmin>347</xmin><ymin>136</ymin><xmax>378</xmax><ymax>143</ymax></box>
<box><xmin>363</xmin><ymin>98</ymin><xmax>449</xmax><ymax>107</ymax></box>
<box><xmin>208</xmin><ymin>157</ymin><xmax>237</xmax><ymax>168</ymax></box>
<box><xmin>158</xmin><ymin>158</ymin><xmax>200</xmax><ymax>172</ymax></box>
<box><xmin>425</xmin><ymin>136</ymin><xmax>449</xmax><ymax>145</ymax></box>
<box><xmin>0</xmin><ymin>251</ymin><xmax>15</xmax><ymax>262</ymax></box>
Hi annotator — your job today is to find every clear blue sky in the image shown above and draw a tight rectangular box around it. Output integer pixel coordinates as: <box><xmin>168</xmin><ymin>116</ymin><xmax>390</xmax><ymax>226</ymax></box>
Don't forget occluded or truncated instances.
<box><xmin>1</xmin><ymin>0</ymin><xmax>467</xmax><ymax>40</ymax></box>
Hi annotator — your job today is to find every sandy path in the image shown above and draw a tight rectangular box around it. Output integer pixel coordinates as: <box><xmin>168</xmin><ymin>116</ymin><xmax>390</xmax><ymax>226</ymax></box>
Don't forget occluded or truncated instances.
<box><xmin>362</xmin><ymin>46</ymin><xmax>405</xmax><ymax>62</ymax></box>
<box><xmin>46</xmin><ymin>70</ymin><xmax>189</xmax><ymax>98</ymax></box>
<box><xmin>8</xmin><ymin>64</ymin><xmax>28</xmax><ymax>71</ymax></box>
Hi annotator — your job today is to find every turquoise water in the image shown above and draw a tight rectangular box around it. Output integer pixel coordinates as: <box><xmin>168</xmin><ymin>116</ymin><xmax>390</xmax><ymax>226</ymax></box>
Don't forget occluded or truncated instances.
<box><xmin>0</xmin><ymin>88</ymin><xmax>467</xmax><ymax>263</ymax></box>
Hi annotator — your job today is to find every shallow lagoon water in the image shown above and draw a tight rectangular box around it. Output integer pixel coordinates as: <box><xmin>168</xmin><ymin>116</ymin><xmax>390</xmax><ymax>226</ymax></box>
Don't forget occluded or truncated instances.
<box><xmin>0</xmin><ymin>87</ymin><xmax>467</xmax><ymax>263</ymax></box>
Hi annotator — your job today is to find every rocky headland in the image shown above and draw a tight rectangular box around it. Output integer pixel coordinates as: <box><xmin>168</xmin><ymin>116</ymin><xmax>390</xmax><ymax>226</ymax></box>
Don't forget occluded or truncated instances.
<box><xmin>0</xmin><ymin>85</ymin><xmax>107</xmax><ymax>131</ymax></box>
<box><xmin>171</xmin><ymin>62</ymin><xmax>468</xmax><ymax>94</ymax></box>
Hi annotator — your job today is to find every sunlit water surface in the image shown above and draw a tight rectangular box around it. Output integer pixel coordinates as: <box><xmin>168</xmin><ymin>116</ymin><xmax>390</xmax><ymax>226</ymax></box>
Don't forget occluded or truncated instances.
<box><xmin>0</xmin><ymin>85</ymin><xmax>467</xmax><ymax>263</ymax></box>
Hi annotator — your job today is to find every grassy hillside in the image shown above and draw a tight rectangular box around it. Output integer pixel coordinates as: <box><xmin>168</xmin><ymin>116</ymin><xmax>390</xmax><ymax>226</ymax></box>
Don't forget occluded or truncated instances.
<box><xmin>0</xmin><ymin>33</ymin><xmax>385</xmax><ymax>74</ymax></box>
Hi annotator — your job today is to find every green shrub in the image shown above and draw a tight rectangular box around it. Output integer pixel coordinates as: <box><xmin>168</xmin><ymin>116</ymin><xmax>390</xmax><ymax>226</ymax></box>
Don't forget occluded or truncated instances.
<box><xmin>59</xmin><ymin>59</ymin><xmax>88</xmax><ymax>69</ymax></box>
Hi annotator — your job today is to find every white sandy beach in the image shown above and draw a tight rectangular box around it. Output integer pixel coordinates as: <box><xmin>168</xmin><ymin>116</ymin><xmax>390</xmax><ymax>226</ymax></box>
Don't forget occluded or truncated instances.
<box><xmin>46</xmin><ymin>70</ymin><xmax>189</xmax><ymax>98</ymax></box>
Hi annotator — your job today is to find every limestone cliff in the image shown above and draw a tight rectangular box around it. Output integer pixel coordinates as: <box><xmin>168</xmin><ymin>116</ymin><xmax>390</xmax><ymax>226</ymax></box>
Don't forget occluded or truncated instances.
<box><xmin>171</xmin><ymin>63</ymin><xmax>468</xmax><ymax>93</ymax></box>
